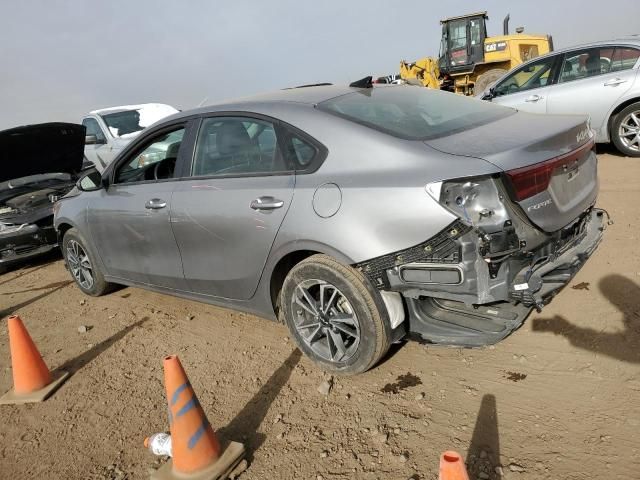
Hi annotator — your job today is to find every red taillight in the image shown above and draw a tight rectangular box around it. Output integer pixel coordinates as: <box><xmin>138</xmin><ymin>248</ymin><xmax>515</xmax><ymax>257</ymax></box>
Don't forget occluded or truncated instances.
<box><xmin>506</xmin><ymin>139</ymin><xmax>595</xmax><ymax>201</ymax></box>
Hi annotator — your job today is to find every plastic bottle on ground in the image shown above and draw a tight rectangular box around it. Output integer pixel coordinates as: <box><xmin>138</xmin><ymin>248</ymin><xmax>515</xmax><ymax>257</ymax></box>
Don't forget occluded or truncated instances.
<box><xmin>144</xmin><ymin>432</ymin><xmax>172</xmax><ymax>457</ymax></box>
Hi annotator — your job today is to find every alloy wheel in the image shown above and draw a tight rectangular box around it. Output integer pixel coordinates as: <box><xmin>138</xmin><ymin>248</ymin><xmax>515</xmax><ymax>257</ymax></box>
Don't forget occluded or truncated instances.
<box><xmin>291</xmin><ymin>279</ymin><xmax>361</xmax><ymax>363</ymax></box>
<box><xmin>618</xmin><ymin>110</ymin><xmax>640</xmax><ymax>152</ymax></box>
<box><xmin>66</xmin><ymin>240</ymin><xmax>94</xmax><ymax>290</ymax></box>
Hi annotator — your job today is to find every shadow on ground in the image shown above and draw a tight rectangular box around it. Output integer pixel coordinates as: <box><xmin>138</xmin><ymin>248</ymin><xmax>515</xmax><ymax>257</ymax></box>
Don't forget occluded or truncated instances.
<box><xmin>217</xmin><ymin>348</ymin><xmax>302</xmax><ymax>461</ymax></box>
<box><xmin>0</xmin><ymin>280</ymin><xmax>73</xmax><ymax>318</ymax></box>
<box><xmin>532</xmin><ymin>274</ymin><xmax>640</xmax><ymax>363</ymax></box>
<box><xmin>0</xmin><ymin>250</ymin><xmax>62</xmax><ymax>282</ymax></box>
<box><xmin>596</xmin><ymin>143</ymin><xmax>628</xmax><ymax>158</ymax></box>
<box><xmin>52</xmin><ymin>317</ymin><xmax>150</xmax><ymax>377</ymax></box>
<box><xmin>466</xmin><ymin>394</ymin><xmax>501</xmax><ymax>478</ymax></box>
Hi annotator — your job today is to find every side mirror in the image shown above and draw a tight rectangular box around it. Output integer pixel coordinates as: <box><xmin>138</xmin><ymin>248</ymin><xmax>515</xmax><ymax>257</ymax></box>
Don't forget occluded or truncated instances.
<box><xmin>76</xmin><ymin>168</ymin><xmax>104</xmax><ymax>192</ymax></box>
<box><xmin>85</xmin><ymin>134</ymin><xmax>106</xmax><ymax>145</ymax></box>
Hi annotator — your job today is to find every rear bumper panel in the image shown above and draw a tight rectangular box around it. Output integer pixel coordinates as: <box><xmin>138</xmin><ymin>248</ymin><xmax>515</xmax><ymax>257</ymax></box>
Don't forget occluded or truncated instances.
<box><xmin>509</xmin><ymin>208</ymin><xmax>605</xmax><ymax>309</ymax></box>
<box><xmin>357</xmin><ymin>207</ymin><xmax>605</xmax><ymax>346</ymax></box>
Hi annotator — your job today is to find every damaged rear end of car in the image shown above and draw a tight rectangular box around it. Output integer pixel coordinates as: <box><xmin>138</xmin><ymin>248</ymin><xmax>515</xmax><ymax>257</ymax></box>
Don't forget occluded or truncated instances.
<box><xmin>340</xmin><ymin>92</ymin><xmax>606</xmax><ymax>347</ymax></box>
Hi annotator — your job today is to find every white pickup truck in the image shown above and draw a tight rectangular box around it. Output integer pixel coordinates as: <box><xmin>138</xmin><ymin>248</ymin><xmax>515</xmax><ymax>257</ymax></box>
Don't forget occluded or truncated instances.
<box><xmin>82</xmin><ymin>103</ymin><xmax>178</xmax><ymax>171</ymax></box>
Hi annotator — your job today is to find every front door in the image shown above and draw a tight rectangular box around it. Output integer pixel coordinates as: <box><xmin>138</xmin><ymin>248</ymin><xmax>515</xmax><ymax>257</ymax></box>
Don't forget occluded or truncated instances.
<box><xmin>88</xmin><ymin>125</ymin><xmax>188</xmax><ymax>290</ymax></box>
<box><xmin>170</xmin><ymin>116</ymin><xmax>298</xmax><ymax>300</ymax></box>
<box><xmin>491</xmin><ymin>54</ymin><xmax>560</xmax><ymax>114</ymax></box>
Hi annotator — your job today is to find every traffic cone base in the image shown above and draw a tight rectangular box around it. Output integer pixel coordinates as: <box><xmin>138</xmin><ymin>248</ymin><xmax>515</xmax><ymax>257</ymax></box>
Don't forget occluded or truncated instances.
<box><xmin>0</xmin><ymin>370</ymin><xmax>69</xmax><ymax>405</ymax></box>
<box><xmin>151</xmin><ymin>440</ymin><xmax>245</xmax><ymax>480</ymax></box>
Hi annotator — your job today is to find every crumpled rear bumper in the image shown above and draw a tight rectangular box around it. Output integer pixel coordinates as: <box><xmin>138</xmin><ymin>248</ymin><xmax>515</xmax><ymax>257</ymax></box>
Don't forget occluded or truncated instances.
<box><xmin>509</xmin><ymin>208</ymin><xmax>606</xmax><ymax>310</ymax></box>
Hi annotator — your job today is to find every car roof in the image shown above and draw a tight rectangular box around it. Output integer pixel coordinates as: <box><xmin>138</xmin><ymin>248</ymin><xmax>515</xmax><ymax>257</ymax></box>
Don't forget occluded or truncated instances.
<box><xmin>530</xmin><ymin>36</ymin><xmax>640</xmax><ymax>61</ymax></box>
<box><xmin>162</xmin><ymin>84</ymin><xmax>359</xmax><ymax>123</ymax></box>
<box><xmin>497</xmin><ymin>35</ymin><xmax>640</xmax><ymax>76</ymax></box>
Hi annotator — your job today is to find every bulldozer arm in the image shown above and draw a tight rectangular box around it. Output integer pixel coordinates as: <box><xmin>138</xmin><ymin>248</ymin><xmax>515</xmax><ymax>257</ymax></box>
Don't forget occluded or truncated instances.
<box><xmin>399</xmin><ymin>57</ymin><xmax>441</xmax><ymax>89</ymax></box>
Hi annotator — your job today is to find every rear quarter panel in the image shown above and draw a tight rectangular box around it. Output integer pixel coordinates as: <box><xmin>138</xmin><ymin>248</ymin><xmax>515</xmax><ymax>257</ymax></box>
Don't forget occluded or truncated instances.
<box><xmin>256</xmin><ymin>104</ymin><xmax>502</xmax><ymax>264</ymax></box>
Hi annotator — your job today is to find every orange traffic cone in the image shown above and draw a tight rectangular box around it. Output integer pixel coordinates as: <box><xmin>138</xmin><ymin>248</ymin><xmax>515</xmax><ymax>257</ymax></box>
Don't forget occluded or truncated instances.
<box><xmin>151</xmin><ymin>355</ymin><xmax>244</xmax><ymax>480</ymax></box>
<box><xmin>0</xmin><ymin>315</ymin><xmax>69</xmax><ymax>404</ymax></box>
<box><xmin>439</xmin><ymin>451</ymin><xmax>470</xmax><ymax>480</ymax></box>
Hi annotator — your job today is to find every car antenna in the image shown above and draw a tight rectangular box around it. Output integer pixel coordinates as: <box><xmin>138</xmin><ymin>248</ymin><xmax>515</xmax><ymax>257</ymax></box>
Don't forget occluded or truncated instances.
<box><xmin>196</xmin><ymin>96</ymin><xmax>209</xmax><ymax>107</ymax></box>
<box><xmin>349</xmin><ymin>76</ymin><xmax>373</xmax><ymax>88</ymax></box>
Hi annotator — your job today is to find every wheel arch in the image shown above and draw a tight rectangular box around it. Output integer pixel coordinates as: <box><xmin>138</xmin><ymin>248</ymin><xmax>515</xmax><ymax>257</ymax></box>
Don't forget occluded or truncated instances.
<box><xmin>607</xmin><ymin>96</ymin><xmax>640</xmax><ymax>141</ymax></box>
<box><xmin>55</xmin><ymin>221</ymin><xmax>76</xmax><ymax>245</ymax></box>
<box><xmin>265</xmin><ymin>241</ymin><xmax>356</xmax><ymax>318</ymax></box>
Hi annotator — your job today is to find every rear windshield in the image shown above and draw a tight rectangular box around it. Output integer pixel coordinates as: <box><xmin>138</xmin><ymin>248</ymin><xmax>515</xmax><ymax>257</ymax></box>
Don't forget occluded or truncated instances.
<box><xmin>317</xmin><ymin>86</ymin><xmax>515</xmax><ymax>140</ymax></box>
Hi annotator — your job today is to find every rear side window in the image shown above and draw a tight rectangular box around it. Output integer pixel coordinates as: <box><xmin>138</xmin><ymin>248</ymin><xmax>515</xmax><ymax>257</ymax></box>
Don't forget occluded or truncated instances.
<box><xmin>318</xmin><ymin>86</ymin><xmax>514</xmax><ymax>140</ymax></box>
<box><xmin>192</xmin><ymin>117</ymin><xmax>288</xmax><ymax>177</ymax></box>
<box><xmin>559</xmin><ymin>47</ymin><xmax>615</xmax><ymax>83</ymax></box>
<box><xmin>610</xmin><ymin>47</ymin><xmax>640</xmax><ymax>72</ymax></box>
<box><xmin>283</xmin><ymin>135</ymin><xmax>317</xmax><ymax>168</ymax></box>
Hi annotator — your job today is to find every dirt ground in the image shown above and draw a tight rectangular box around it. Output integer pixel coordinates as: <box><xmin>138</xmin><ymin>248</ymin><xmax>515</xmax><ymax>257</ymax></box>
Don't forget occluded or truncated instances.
<box><xmin>0</xmin><ymin>149</ymin><xmax>639</xmax><ymax>480</ymax></box>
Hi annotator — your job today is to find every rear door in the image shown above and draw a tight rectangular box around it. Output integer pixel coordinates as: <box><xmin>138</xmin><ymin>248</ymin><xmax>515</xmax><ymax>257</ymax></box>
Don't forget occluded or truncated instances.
<box><xmin>170</xmin><ymin>115</ymin><xmax>303</xmax><ymax>300</ymax></box>
<box><xmin>546</xmin><ymin>46</ymin><xmax>640</xmax><ymax>139</ymax></box>
<box><xmin>491</xmin><ymin>54</ymin><xmax>561</xmax><ymax>114</ymax></box>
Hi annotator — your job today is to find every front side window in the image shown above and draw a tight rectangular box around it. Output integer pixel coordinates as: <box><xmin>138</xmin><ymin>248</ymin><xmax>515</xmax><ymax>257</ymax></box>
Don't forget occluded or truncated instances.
<box><xmin>318</xmin><ymin>86</ymin><xmax>514</xmax><ymax>140</ymax></box>
<box><xmin>192</xmin><ymin>117</ymin><xmax>288</xmax><ymax>176</ymax></box>
<box><xmin>114</xmin><ymin>127</ymin><xmax>185</xmax><ymax>184</ymax></box>
<box><xmin>494</xmin><ymin>56</ymin><xmax>557</xmax><ymax>96</ymax></box>
<box><xmin>82</xmin><ymin>118</ymin><xmax>106</xmax><ymax>143</ymax></box>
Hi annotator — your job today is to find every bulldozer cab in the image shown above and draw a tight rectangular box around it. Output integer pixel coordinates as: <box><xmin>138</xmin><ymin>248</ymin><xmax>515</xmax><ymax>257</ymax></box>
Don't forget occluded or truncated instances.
<box><xmin>438</xmin><ymin>12</ymin><xmax>488</xmax><ymax>74</ymax></box>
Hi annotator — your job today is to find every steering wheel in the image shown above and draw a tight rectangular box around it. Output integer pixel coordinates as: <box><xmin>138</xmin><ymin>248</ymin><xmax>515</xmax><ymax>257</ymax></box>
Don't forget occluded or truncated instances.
<box><xmin>154</xmin><ymin>157</ymin><xmax>176</xmax><ymax>180</ymax></box>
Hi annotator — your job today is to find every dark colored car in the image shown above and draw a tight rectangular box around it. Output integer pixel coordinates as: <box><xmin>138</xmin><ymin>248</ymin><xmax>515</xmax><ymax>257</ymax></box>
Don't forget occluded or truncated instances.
<box><xmin>0</xmin><ymin>123</ymin><xmax>85</xmax><ymax>271</ymax></box>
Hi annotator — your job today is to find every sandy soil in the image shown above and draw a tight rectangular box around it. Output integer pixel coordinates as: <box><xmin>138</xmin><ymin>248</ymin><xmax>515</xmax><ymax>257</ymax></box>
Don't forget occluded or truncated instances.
<box><xmin>0</xmin><ymin>150</ymin><xmax>638</xmax><ymax>480</ymax></box>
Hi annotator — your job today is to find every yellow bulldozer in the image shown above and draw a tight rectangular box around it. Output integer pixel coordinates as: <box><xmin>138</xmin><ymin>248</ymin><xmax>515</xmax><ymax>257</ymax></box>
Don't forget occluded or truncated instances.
<box><xmin>399</xmin><ymin>12</ymin><xmax>553</xmax><ymax>95</ymax></box>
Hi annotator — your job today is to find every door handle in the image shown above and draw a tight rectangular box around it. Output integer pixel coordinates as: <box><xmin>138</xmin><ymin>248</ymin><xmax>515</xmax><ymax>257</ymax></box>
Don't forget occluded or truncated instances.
<box><xmin>145</xmin><ymin>198</ymin><xmax>167</xmax><ymax>210</ymax></box>
<box><xmin>250</xmin><ymin>196</ymin><xmax>284</xmax><ymax>211</ymax></box>
<box><xmin>525</xmin><ymin>94</ymin><xmax>543</xmax><ymax>102</ymax></box>
<box><xmin>604</xmin><ymin>78</ymin><xmax>627</xmax><ymax>87</ymax></box>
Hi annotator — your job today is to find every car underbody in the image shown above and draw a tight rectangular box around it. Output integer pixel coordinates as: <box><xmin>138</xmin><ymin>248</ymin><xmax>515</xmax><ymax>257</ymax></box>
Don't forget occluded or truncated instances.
<box><xmin>358</xmin><ymin>206</ymin><xmax>606</xmax><ymax>347</ymax></box>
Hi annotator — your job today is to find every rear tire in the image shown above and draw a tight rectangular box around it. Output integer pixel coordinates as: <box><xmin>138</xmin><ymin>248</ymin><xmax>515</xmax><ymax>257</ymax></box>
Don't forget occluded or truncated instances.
<box><xmin>611</xmin><ymin>102</ymin><xmax>640</xmax><ymax>157</ymax></box>
<box><xmin>279</xmin><ymin>254</ymin><xmax>392</xmax><ymax>375</ymax></box>
<box><xmin>474</xmin><ymin>68</ymin><xmax>508</xmax><ymax>96</ymax></box>
<box><xmin>62</xmin><ymin>228</ymin><xmax>113</xmax><ymax>296</ymax></box>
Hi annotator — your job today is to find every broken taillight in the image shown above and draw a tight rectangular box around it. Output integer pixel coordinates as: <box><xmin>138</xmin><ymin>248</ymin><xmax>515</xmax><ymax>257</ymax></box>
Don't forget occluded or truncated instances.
<box><xmin>505</xmin><ymin>139</ymin><xmax>595</xmax><ymax>201</ymax></box>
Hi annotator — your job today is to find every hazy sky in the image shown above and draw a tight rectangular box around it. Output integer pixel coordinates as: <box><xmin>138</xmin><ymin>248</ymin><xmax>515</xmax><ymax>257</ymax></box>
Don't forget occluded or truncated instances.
<box><xmin>1</xmin><ymin>1</ymin><xmax>637</xmax><ymax>129</ymax></box>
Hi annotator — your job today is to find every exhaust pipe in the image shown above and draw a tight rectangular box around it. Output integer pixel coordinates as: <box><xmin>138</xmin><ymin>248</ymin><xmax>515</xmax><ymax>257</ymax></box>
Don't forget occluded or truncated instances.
<box><xmin>503</xmin><ymin>14</ymin><xmax>510</xmax><ymax>35</ymax></box>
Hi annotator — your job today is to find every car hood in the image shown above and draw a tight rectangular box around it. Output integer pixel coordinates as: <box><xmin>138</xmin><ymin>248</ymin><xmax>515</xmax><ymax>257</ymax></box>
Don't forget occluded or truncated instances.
<box><xmin>0</xmin><ymin>122</ymin><xmax>85</xmax><ymax>183</ymax></box>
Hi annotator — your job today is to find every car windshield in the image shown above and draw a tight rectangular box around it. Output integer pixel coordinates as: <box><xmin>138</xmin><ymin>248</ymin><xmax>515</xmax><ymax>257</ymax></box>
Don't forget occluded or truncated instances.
<box><xmin>101</xmin><ymin>110</ymin><xmax>145</xmax><ymax>138</ymax></box>
<box><xmin>317</xmin><ymin>86</ymin><xmax>514</xmax><ymax>140</ymax></box>
<box><xmin>98</xmin><ymin>104</ymin><xmax>178</xmax><ymax>138</ymax></box>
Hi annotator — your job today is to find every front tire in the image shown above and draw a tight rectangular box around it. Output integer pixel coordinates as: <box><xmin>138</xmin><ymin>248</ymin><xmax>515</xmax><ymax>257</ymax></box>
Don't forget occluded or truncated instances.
<box><xmin>62</xmin><ymin>228</ymin><xmax>113</xmax><ymax>296</ymax></box>
<box><xmin>611</xmin><ymin>102</ymin><xmax>640</xmax><ymax>157</ymax></box>
<box><xmin>279</xmin><ymin>254</ymin><xmax>392</xmax><ymax>375</ymax></box>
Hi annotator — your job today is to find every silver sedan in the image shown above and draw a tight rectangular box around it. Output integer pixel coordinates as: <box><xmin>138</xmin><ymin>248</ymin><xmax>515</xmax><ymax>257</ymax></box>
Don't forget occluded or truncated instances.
<box><xmin>55</xmin><ymin>83</ymin><xmax>605</xmax><ymax>374</ymax></box>
<box><xmin>480</xmin><ymin>37</ymin><xmax>640</xmax><ymax>157</ymax></box>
